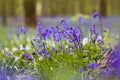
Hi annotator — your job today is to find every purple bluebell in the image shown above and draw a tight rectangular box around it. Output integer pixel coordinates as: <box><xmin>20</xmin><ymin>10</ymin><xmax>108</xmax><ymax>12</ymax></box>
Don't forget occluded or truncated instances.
<box><xmin>92</xmin><ymin>24</ymin><xmax>97</xmax><ymax>34</ymax></box>
<box><xmin>91</xmin><ymin>25</ymin><xmax>99</xmax><ymax>43</ymax></box>
<box><xmin>37</xmin><ymin>33</ymin><xmax>41</xmax><ymax>37</ymax></box>
<box><xmin>88</xmin><ymin>62</ymin><xmax>98</xmax><ymax>69</ymax></box>
<box><xmin>60</xmin><ymin>19</ymin><xmax>67</xmax><ymax>28</ymax></box>
<box><xmin>37</xmin><ymin>22</ymin><xmax>41</xmax><ymax>32</ymax></box>
<box><xmin>73</xmin><ymin>28</ymin><xmax>80</xmax><ymax>35</ymax></box>
<box><xmin>42</xmin><ymin>49</ymin><xmax>50</xmax><ymax>57</ymax></box>
<box><xmin>78</xmin><ymin>16</ymin><xmax>83</xmax><ymax>23</ymax></box>
<box><xmin>42</xmin><ymin>28</ymin><xmax>50</xmax><ymax>38</ymax></box>
<box><xmin>93</xmin><ymin>12</ymin><xmax>99</xmax><ymax>18</ymax></box>
<box><xmin>51</xmin><ymin>48</ymin><xmax>57</xmax><ymax>56</ymax></box>
<box><xmin>5</xmin><ymin>51</ymin><xmax>11</xmax><ymax>57</ymax></box>
<box><xmin>79</xmin><ymin>67</ymin><xmax>84</xmax><ymax>73</ymax></box>
<box><xmin>51</xmin><ymin>48</ymin><xmax>55</xmax><ymax>52</ymax></box>
<box><xmin>77</xmin><ymin>34</ymin><xmax>81</xmax><ymax>42</ymax></box>
<box><xmin>22</xmin><ymin>53</ymin><xmax>31</xmax><ymax>59</ymax></box>
<box><xmin>72</xmin><ymin>33</ymin><xmax>77</xmax><ymax>42</ymax></box>
<box><xmin>18</xmin><ymin>26</ymin><xmax>26</xmax><ymax>34</ymax></box>
<box><xmin>101</xmin><ymin>69</ymin><xmax>111</xmax><ymax>77</ymax></box>
<box><xmin>59</xmin><ymin>45</ymin><xmax>62</xmax><ymax>50</ymax></box>
<box><xmin>65</xmin><ymin>48</ymin><xmax>69</xmax><ymax>52</ymax></box>
<box><xmin>81</xmin><ymin>48</ymin><xmax>84</xmax><ymax>51</ymax></box>
<box><xmin>70</xmin><ymin>45</ymin><xmax>75</xmax><ymax>51</ymax></box>
<box><xmin>101</xmin><ymin>48</ymin><xmax>105</xmax><ymax>52</ymax></box>
<box><xmin>37</xmin><ymin>39</ymin><xmax>40</xmax><ymax>44</ymax></box>
<box><xmin>97</xmin><ymin>39</ymin><xmax>102</xmax><ymax>45</ymax></box>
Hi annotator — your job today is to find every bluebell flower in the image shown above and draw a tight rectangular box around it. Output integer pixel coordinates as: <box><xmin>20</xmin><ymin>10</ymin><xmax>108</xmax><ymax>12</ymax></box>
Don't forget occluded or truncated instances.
<box><xmin>22</xmin><ymin>53</ymin><xmax>31</xmax><ymax>59</ymax></box>
<box><xmin>88</xmin><ymin>62</ymin><xmax>98</xmax><ymax>69</ymax></box>
<box><xmin>97</xmin><ymin>39</ymin><xmax>102</xmax><ymax>45</ymax></box>
<box><xmin>18</xmin><ymin>26</ymin><xmax>26</xmax><ymax>34</ymax></box>
<box><xmin>91</xmin><ymin>25</ymin><xmax>99</xmax><ymax>43</ymax></box>
<box><xmin>79</xmin><ymin>67</ymin><xmax>84</xmax><ymax>73</ymax></box>
<box><xmin>37</xmin><ymin>22</ymin><xmax>41</xmax><ymax>32</ymax></box>
<box><xmin>42</xmin><ymin>49</ymin><xmax>50</xmax><ymax>57</ymax></box>
<box><xmin>77</xmin><ymin>34</ymin><xmax>81</xmax><ymax>41</ymax></box>
<box><xmin>101</xmin><ymin>48</ymin><xmax>105</xmax><ymax>52</ymax></box>
<box><xmin>51</xmin><ymin>48</ymin><xmax>56</xmax><ymax>53</ymax></box>
<box><xmin>73</xmin><ymin>28</ymin><xmax>80</xmax><ymax>35</ymax></box>
<box><xmin>51</xmin><ymin>48</ymin><xmax>57</xmax><ymax>56</ymax></box>
<box><xmin>101</xmin><ymin>69</ymin><xmax>111</xmax><ymax>77</ymax></box>
<box><xmin>93</xmin><ymin>12</ymin><xmax>99</xmax><ymax>18</ymax></box>
<box><xmin>37</xmin><ymin>39</ymin><xmax>40</xmax><ymax>44</ymax></box>
<box><xmin>72</xmin><ymin>33</ymin><xmax>77</xmax><ymax>42</ymax></box>
<box><xmin>78</xmin><ymin>16</ymin><xmax>83</xmax><ymax>23</ymax></box>
<box><xmin>5</xmin><ymin>51</ymin><xmax>11</xmax><ymax>57</ymax></box>
<box><xmin>59</xmin><ymin>45</ymin><xmax>62</xmax><ymax>50</ymax></box>
<box><xmin>92</xmin><ymin>24</ymin><xmax>97</xmax><ymax>34</ymax></box>
<box><xmin>60</xmin><ymin>19</ymin><xmax>67</xmax><ymax>28</ymax></box>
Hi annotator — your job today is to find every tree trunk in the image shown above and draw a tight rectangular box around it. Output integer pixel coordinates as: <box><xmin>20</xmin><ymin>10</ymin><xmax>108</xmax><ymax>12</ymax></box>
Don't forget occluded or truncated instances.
<box><xmin>100</xmin><ymin>0</ymin><xmax>107</xmax><ymax>16</ymax></box>
<box><xmin>8</xmin><ymin>0</ymin><xmax>15</xmax><ymax>17</ymax></box>
<box><xmin>1</xmin><ymin>0</ymin><xmax>7</xmax><ymax>26</ymax></box>
<box><xmin>80</xmin><ymin>0</ymin><xmax>85</xmax><ymax>14</ymax></box>
<box><xmin>67</xmin><ymin>0</ymin><xmax>74</xmax><ymax>16</ymax></box>
<box><xmin>23</xmin><ymin>0</ymin><xmax>36</xmax><ymax>27</ymax></box>
<box><xmin>74</xmin><ymin>0</ymin><xmax>80</xmax><ymax>14</ymax></box>
<box><xmin>50</xmin><ymin>0</ymin><xmax>57</xmax><ymax>16</ymax></box>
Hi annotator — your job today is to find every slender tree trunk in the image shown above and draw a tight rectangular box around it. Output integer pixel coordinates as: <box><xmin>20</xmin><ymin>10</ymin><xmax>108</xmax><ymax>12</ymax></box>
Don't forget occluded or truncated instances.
<box><xmin>23</xmin><ymin>0</ymin><xmax>36</xmax><ymax>27</ymax></box>
<box><xmin>100</xmin><ymin>0</ymin><xmax>107</xmax><ymax>16</ymax></box>
<box><xmin>8</xmin><ymin>0</ymin><xmax>15</xmax><ymax>17</ymax></box>
<box><xmin>41</xmin><ymin>0</ymin><xmax>47</xmax><ymax>16</ymax></box>
<box><xmin>74</xmin><ymin>0</ymin><xmax>80</xmax><ymax>14</ymax></box>
<box><xmin>80</xmin><ymin>0</ymin><xmax>85</xmax><ymax>14</ymax></box>
<box><xmin>1</xmin><ymin>0</ymin><xmax>7</xmax><ymax>26</ymax></box>
<box><xmin>67</xmin><ymin>0</ymin><xmax>74</xmax><ymax>16</ymax></box>
<box><xmin>50</xmin><ymin>0</ymin><xmax>57</xmax><ymax>16</ymax></box>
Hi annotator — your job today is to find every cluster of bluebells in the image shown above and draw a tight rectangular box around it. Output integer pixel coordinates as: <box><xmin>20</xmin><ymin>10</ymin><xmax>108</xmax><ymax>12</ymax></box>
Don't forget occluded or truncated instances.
<box><xmin>31</xmin><ymin>18</ymin><xmax>106</xmax><ymax>77</ymax></box>
<box><xmin>0</xmin><ymin>12</ymin><xmax>115</xmax><ymax>79</ymax></box>
<box><xmin>17</xmin><ymin>26</ymin><xmax>26</xmax><ymax>37</ymax></box>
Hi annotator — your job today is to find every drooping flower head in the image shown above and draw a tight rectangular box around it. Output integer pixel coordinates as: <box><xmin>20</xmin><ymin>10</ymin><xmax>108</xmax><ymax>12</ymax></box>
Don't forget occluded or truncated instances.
<box><xmin>37</xmin><ymin>22</ymin><xmax>41</xmax><ymax>32</ymax></box>
<box><xmin>97</xmin><ymin>39</ymin><xmax>102</xmax><ymax>45</ymax></box>
<box><xmin>101</xmin><ymin>69</ymin><xmax>111</xmax><ymax>77</ymax></box>
<box><xmin>60</xmin><ymin>19</ymin><xmax>67</xmax><ymax>28</ymax></box>
<box><xmin>88</xmin><ymin>61</ymin><xmax>98</xmax><ymax>69</ymax></box>
<box><xmin>41</xmin><ymin>49</ymin><xmax>50</xmax><ymax>57</ymax></box>
<box><xmin>93</xmin><ymin>12</ymin><xmax>99</xmax><ymax>18</ymax></box>
<box><xmin>22</xmin><ymin>53</ymin><xmax>31</xmax><ymax>59</ymax></box>
<box><xmin>79</xmin><ymin>67</ymin><xmax>84</xmax><ymax>73</ymax></box>
<box><xmin>18</xmin><ymin>26</ymin><xmax>26</xmax><ymax>34</ymax></box>
<box><xmin>5</xmin><ymin>51</ymin><xmax>11</xmax><ymax>57</ymax></box>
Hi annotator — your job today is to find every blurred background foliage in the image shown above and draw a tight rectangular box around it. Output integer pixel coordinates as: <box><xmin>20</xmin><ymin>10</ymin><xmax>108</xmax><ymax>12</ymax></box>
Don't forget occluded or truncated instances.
<box><xmin>0</xmin><ymin>0</ymin><xmax>120</xmax><ymax>27</ymax></box>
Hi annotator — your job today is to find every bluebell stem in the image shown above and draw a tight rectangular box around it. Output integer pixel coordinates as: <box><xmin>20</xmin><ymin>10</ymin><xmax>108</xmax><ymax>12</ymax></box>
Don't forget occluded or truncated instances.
<box><xmin>93</xmin><ymin>12</ymin><xmax>103</xmax><ymax>42</ymax></box>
